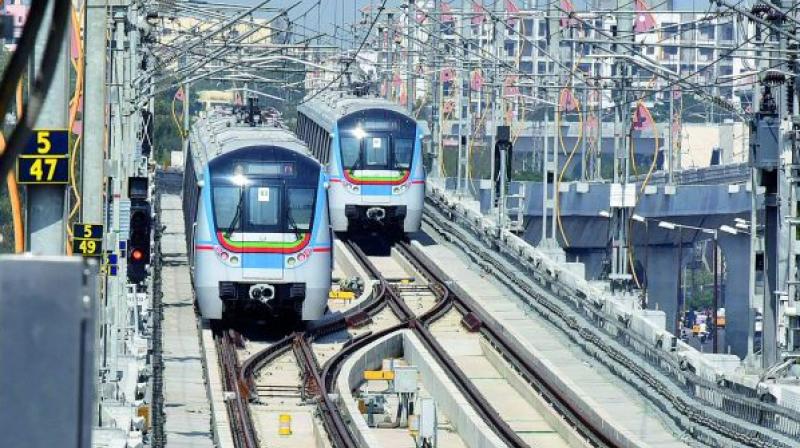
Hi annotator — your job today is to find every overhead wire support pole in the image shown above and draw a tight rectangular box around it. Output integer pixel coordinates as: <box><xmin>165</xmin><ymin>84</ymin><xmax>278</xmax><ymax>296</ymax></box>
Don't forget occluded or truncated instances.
<box><xmin>607</xmin><ymin>0</ymin><xmax>634</xmax><ymax>292</ymax></box>
<box><xmin>406</xmin><ymin>3</ymin><xmax>414</xmax><ymax>115</ymax></box>
<box><xmin>81</xmin><ymin>2</ymin><xmax>109</xmax><ymax>425</ymax></box>
<box><xmin>431</xmin><ymin>0</ymin><xmax>441</xmax><ymax>179</ymax></box>
<box><xmin>539</xmin><ymin>0</ymin><xmax>562</xmax><ymax>253</ymax></box>
<box><xmin>27</xmin><ymin>1</ymin><xmax>71</xmax><ymax>255</ymax></box>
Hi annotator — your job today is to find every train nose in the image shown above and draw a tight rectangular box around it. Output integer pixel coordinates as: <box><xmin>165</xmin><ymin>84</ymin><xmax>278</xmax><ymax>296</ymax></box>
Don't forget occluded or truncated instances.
<box><xmin>249</xmin><ymin>284</ymin><xmax>275</xmax><ymax>304</ymax></box>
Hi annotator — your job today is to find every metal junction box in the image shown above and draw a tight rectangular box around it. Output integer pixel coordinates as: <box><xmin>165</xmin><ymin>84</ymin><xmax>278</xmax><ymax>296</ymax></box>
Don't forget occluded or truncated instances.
<box><xmin>393</xmin><ymin>366</ymin><xmax>419</xmax><ymax>394</ymax></box>
<box><xmin>753</xmin><ymin>117</ymin><xmax>780</xmax><ymax>169</ymax></box>
<box><xmin>0</xmin><ymin>256</ymin><xmax>96</xmax><ymax>448</ymax></box>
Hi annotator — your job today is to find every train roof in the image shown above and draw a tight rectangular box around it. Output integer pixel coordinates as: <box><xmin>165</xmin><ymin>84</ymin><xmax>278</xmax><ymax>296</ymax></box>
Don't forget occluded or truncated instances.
<box><xmin>297</xmin><ymin>91</ymin><xmax>415</xmax><ymax>133</ymax></box>
<box><xmin>188</xmin><ymin>111</ymin><xmax>312</xmax><ymax>179</ymax></box>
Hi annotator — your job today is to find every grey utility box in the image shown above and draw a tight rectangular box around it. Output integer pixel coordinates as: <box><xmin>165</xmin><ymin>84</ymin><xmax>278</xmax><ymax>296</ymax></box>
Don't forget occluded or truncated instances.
<box><xmin>0</xmin><ymin>256</ymin><xmax>96</xmax><ymax>448</ymax></box>
<box><xmin>752</xmin><ymin>116</ymin><xmax>780</xmax><ymax>169</ymax></box>
<box><xmin>393</xmin><ymin>366</ymin><xmax>419</xmax><ymax>394</ymax></box>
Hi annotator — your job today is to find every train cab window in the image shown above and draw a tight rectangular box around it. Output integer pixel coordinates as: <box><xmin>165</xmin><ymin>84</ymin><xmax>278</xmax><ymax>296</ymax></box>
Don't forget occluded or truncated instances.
<box><xmin>213</xmin><ymin>186</ymin><xmax>243</xmax><ymax>232</ymax></box>
<box><xmin>341</xmin><ymin>137</ymin><xmax>360</xmax><ymax>170</ymax></box>
<box><xmin>287</xmin><ymin>188</ymin><xmax>315</xmax><ymax>231</ymax></box>
<box><xmin>394</xmin><ymin>138</ymin><xmax>414</xmax><ymax>170</ymax></box>
<box><xmin>365</xmin><ymin>136</ymin><xmax>389</xmax><ymax>168</ymax></box>
<box><xmin>246</xmin><ymin>186</ymin><xmax>281</xmax><ymax>231</ymax></box>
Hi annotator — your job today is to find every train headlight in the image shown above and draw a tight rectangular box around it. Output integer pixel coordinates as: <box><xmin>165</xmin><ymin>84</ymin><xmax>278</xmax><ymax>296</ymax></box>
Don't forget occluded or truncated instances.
<box><xmin>215</xmin><ymin>247</ymin><xmax>239</xmax><ymax>266</ymax></box>
<box><xmin>392</xmin><ymin>184</ymin><xmax>409</xmax><ymax>195</ymax></box>
<box><xmin>345</xmin><ymin>182</ymin><xmax>360</xmax><ymax>194</ymax></box>
<box><xmin>285</xmin><ymin>248</ymin><xmax>312</xmax><ymax>268</ymax></box>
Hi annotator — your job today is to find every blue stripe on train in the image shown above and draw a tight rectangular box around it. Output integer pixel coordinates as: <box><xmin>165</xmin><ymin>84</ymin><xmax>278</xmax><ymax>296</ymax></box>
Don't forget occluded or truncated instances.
<box><xmin>360</xmin><ymin>185</ymin><xmax>392</xmax><ymax>196</ymax></box>
<box><xmin>242</xmin><ymin>254</ymin><xmax>284</xmax><ymax>269</ymax></box>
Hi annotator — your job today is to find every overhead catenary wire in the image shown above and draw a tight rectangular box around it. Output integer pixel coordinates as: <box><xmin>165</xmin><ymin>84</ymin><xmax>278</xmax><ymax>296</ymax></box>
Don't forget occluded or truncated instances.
<box><xmin>300</xmin><ymin>0</ymin><xmax>390</xmax><ymax>105</ymax></box>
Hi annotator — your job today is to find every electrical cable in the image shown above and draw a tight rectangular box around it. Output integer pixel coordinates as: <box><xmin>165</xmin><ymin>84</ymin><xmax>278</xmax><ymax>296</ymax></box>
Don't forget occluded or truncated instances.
<box><xmin>172</xmin><ymin>92</ymin><xmax>185</xmax><ymax>139</ymax></box>
<box><xmin>637</xmin><ymin>102</ymin><xmax>660</xmax><ymax>193</ymax></box>
<box><xmin>300</xmin><ymin>0</ymin><xmax>389</xmax><ymax>105</ymax></box>
<box><xmin>6</xmin><ymin>79</ymin><xmax>25</xmax><ymax>253</ymax></box>
<box><xmin>0</xmin><ymin>0</ymin><xmax>53</xmax><ymax>253</ymax></box>
<box><xmin>555</xmin><ymin>88</ymin><xmax>583</xmax><ymax>247</ymax></box>
<box><xmin>0</xmin><ymin>0</ymin><xmax>72</xmax><ymax>185</ymax></box>
<box><xmin>66</xmin><ymin>4</ymin><xmax>85</xmax><ymax>255</ymax></box>
<box><xmin>0</xmin><ymin>0</ymin><xmax>48</xmax><ymax>135</ymax></box>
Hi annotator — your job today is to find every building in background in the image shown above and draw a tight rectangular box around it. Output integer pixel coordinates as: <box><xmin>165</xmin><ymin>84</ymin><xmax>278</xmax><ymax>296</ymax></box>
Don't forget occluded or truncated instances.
<box><xmin>2</xmin><ymin>0</ymin><xmax>29</xmax><ymax>51</ymax></box>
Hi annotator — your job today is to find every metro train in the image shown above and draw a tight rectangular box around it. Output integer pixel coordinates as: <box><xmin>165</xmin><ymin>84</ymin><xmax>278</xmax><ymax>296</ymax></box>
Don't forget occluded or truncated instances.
<box><xmin>182</xmin><ymin>108</ymin><xmax>332</xmax><ymax>321</ymax></box>
<box><xmin>296</xmin><ymin>93</ymin><xmax>425</xmax><ymax>233</ymax></box>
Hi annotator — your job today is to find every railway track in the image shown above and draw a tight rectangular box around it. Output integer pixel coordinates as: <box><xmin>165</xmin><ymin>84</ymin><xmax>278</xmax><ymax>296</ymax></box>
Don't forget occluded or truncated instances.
<box><xmin>392</xmin><ymin>240</ymin><xmax>615</xmax><ymax>448</ymax></box>
<box><xmin>214</xmin><ymin>327</ymin><xmax>259</xmax><ymax>448</ymax></box>
<box><xmin>213</xmin><ymin>242</ymin><xmax>388</xmax><ymax>448</ymax></box>
<box><xmin>214</xmin><ymin>234</ymin><xmax>618</xmax><ymax>448</ymax></box>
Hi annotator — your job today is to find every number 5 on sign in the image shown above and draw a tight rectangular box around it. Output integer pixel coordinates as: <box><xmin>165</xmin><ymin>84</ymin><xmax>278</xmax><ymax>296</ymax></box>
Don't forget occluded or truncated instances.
<box><xmin>37</xmin><ymin>131</ymin><xmax>52</xmax><ymax>154</ymax></box>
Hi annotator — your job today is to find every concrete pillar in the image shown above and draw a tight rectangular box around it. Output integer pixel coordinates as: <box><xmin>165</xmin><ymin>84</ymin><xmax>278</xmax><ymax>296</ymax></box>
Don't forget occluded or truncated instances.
<box><xmin>27</xmin><ymin>1</ymin><xmax>70</xmax><ymax>254</ymax></box>
<box><xmin>718</xmin><ymin>232</ymin><xmax>751</xmax><ymax>358</ymax></box>
<box><xmin>645</xmin><ymin>245</ymin><xmax>683</xmax><ymax>333</ymax></box>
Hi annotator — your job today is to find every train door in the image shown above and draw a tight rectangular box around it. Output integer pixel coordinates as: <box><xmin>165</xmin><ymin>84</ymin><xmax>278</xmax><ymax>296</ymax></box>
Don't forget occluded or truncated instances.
<box><xmin>240</xmin><ymin>183</ymin><xmax>284</xmax><ymax>280</ymax></box>
<box><xmin>362</xmin><ymin>133</ymin><xmax>391</xmax><ymax>204</ymax></box>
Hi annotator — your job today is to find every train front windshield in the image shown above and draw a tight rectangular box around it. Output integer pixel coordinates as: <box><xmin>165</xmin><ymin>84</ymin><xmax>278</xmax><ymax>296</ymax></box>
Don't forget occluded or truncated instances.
<box><xmin>208</xmin><ymin>147</ymin><xmax>319</xmax><ymax>235</ymax></box>
<box><xmin>213</xmin><ymin>184</ymin><xmax>313</xmax><ymax>234</ymax></box>
<box><xmin>338</xmin><ymin>109</ymin><xmax>416</xmax><ymax>172</ymax></box>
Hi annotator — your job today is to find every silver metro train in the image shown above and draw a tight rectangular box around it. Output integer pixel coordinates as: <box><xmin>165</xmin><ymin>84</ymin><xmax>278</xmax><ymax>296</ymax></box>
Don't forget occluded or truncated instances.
<box><xmin>182</xmin><ymin>110</ymin><xmax>331</xmax><ymax>321</ymax></box>
<box><xmin>296</xmin><ymin>93</ymin><xmax>425</xmax><ymax>233</ymax></box>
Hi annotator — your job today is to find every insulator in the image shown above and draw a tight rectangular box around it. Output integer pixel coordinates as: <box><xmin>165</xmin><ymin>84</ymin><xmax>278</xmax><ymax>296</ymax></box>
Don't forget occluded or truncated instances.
<box><xmin>751</xmin><ymin>3</ymin><xmax>771</xmax><ymax>16</ymax></box>
<box><xmin>763</xmin><ymin>70</ymin><xmax>787</xmax><ymax>87</ymax></box>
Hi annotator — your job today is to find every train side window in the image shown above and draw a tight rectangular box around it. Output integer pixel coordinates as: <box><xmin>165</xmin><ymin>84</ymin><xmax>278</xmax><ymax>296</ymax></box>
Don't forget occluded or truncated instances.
<box><xmin>287</xmin><ymin>188</ymin><xmax>315</xmax><ymax>231</ymax></box>
<box><xmin>312</xmin><ymin>126</ymin><xmax>320</xmax><ymax>157</ymax></box>
<box><xmin>340</xmin><ymin>137</ymin><xmax>360</xmax><ymax>170</ymax></box>
<box><xmin>212</xmin><ymin>186</ymin><xmax>241</xmax><ymax>231</ymax></box>
<box><xmin>324</xmin><ymin>136</ymin><xmax>331</xmax><ymax>164</ymax></box>
<box><xmin>393</xmin><ymin>138</ymin><xmax>414</xmax><ymax>170</ymax></box>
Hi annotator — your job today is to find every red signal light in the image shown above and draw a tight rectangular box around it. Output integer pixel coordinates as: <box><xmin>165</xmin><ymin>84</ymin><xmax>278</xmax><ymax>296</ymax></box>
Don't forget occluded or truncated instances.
<box><xmin>131</xmin><ymin>248</ymin><xmax>144</xmax><ymax>262</ymax></box>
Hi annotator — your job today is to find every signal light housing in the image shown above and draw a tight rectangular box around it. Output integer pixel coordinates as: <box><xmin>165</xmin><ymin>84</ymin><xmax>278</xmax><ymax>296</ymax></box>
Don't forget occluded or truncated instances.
<box><xmin>127</xmin><ymin>198</ymin><xmax>151</xmax><ymax>283</ymax></box>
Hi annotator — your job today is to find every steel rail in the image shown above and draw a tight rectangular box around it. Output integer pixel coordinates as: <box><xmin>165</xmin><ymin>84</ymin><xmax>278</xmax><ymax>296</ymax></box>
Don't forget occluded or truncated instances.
<box><xmin>341</xmin><ymin>238</ymin><xmax>530</xmax><ymax>448</ymax></box>
<box><xmin>231</xmin><ymin>243</ymin><xmax>398</xmax><ymax>448</ymax></box>
<box><xmin>214</xmin><ymin>327</ymin><xmax>259</xmax><ymax>448</ymax></box>
<box><xmin>293</xmin><ymin>333</ymin><xmax>360</xmax><ymax>448</ymax></box>
<box><xmin>395</xmin><ymin>241</ymin><xmax>615</xmax><ymax>448</ymax></box>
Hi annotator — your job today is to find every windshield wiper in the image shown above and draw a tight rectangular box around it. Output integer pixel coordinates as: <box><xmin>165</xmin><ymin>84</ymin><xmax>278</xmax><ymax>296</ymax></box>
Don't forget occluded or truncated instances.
<box><xmin>223</xmin><ymin>188</ymin><xmax>245</xmax><ymax>239</ymax></box>
<box><xmin>286</xmin><ymin>212</ymin><xmax>303</xmax><ymax>241</ymax></box>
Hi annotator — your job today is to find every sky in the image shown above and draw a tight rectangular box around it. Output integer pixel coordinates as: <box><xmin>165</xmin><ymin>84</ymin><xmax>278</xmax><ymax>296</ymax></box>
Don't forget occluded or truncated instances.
<box><xmin>211</xmin><ymin>0</ymin><xmax>714</xmax><ymax>36</ymax></box>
